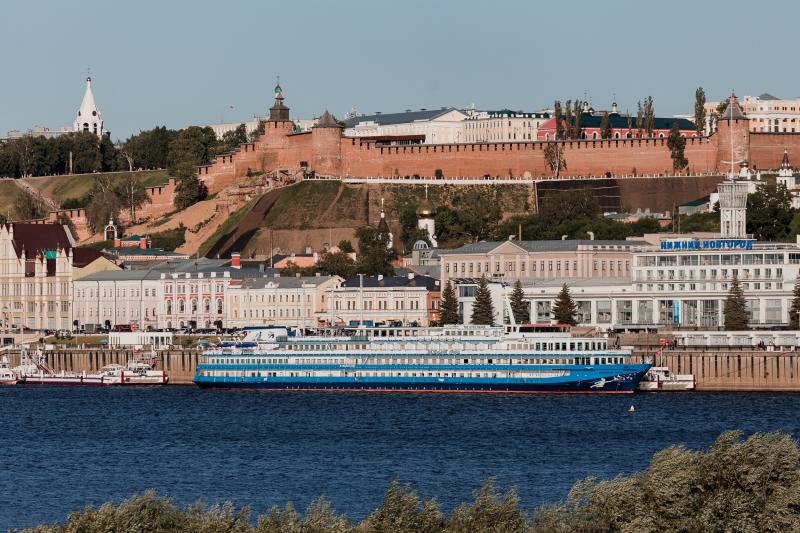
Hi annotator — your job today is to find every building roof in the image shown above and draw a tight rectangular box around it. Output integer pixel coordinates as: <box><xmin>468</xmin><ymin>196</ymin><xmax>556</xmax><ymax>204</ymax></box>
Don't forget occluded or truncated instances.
<box><xmin>72</xmin><ymin>247</ymin><xmax>107</xmax><ymax>268</ymax></box>
<box><xmin>8</xmin><ymin>223</ymin><xmax>73</xmax><ymax>258</ymax></box>
<box><xmin>240</xmin><ymin>276</ymin><xmax>339</xmax><ymax>289</ymax></box>
<box><xmin>341</xmin><ymin>274</ymin><xmax>440</xmax><ymax>291</ymax></box>
<box><xmin>344</xmin><ymin>108</ymin><xmax>461</xmax><ymax>128</ymax></box>
<box><xmin>758</xmin><ymin>93</ymin><xmax>780</xmax><ymax>101</ymax></box>
<box><xmin>719</xmin><ymin>94</ymin><xmax>747</xmax><ymax>121</ymax></box>
<box><xmin>315</xmin><ymin>110</ymin><xmax>342</xmax><ymax>129</ymax></box>
<box><xmin>78</xmin><ymin>269</ymin><xmax>165</xmax><ymax>282</ymax></box>
<box><xmin>438</xmin><ymin>239</ymin><xmax>647</xmax><ymax>255</ymax></box>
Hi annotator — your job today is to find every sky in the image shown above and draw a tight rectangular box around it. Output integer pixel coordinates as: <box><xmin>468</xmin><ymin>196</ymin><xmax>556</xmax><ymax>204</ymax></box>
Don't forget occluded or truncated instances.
<box><xmin>1</xmin><ymin>0</ymin><xmax>797</xmax><ymax>141</ymax></box>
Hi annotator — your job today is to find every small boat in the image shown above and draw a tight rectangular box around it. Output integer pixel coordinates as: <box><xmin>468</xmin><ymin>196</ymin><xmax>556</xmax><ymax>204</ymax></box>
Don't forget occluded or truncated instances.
<box><xmin>15</xmin><ymin>349</ymin><xmax>168</xmax><ymax>386</ymax></box>
<box><xmin>637</xmin><ymin>366</ymin><xmax>695</xmax><ymax>392</ymax></box>
<box><xmin>101</xmin><ymin>360</ymin><xmax>169</xmax><ymax>385</ymax></box>
<box><xmin>0</xmin><ymin>356</ymin><xmax>19</xmax><ymax>385</ymax></box>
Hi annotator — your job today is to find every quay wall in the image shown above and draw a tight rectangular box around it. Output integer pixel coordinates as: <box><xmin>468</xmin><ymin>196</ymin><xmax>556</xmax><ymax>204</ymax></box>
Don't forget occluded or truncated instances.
<box><xmin>11</xmin><ymin>348</ymin><xmax>800</xmax><ymax>391</ymax></box>
<box><xmin>7</xmin><ymin>349</ymin><xmax>201</xmax><ymax>385</ymax></box>
<box><xmin>632</xmin><ymin>350</ymin><xmax>800</xmax><ymax>391</ymax></box>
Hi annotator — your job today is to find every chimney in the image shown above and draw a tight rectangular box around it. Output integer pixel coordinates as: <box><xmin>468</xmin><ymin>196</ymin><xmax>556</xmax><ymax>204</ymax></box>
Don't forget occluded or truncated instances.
<box><xmin>231</xmin><ymin>252</ymin><xmax>241</xmax><ymax>269</ymax></box>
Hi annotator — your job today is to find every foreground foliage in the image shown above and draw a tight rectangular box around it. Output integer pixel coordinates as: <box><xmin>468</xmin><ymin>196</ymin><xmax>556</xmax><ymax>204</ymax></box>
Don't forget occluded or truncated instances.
<box><xmin>20</xmin><ymin>432</ymin><xmax>800</xmax><ymax>533</ymax></box>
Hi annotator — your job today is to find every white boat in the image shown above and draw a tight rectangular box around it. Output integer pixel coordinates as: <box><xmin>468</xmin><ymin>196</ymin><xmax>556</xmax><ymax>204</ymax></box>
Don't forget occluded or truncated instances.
<box><xmin>101</xmin><ymin>360</ymin><xmax>169</xmax><ymax>385</ymax></box>
<box><xmin>16</xmin><ymin>349</ymin><xmax>167</xmax><ymax>386</ymax></box>
<box><xmin>638</xmin><ymin>366</ymin><xmax>695</xmax><ymax>391</ymax></box>
<box><xmin>0</xmin><ymin>356</ymin><xmax>19</xmax><ymax>385</ymax></box>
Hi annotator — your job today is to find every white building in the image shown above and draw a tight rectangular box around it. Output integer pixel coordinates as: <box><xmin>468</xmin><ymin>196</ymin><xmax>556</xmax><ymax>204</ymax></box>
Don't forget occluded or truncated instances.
<box><xmin>226</xmin><ymin>276</ymin><xmax>341</xmax><ymax>328</ymax></box>
<box><xmin>326</xmin><ymin>274</ymin><xmax>440</xmax><ymax>326</ymax></box>
<box><xmin>462</xmin><ymin>109</ymin><xmax>550</xmax><ymax>143</ymax></box>
<box><xmin>74</xmin><ymin>76</ymin><xmax>104</xmax><ymax>137</ymax></box>
<box><xmin>343</xmin><ymin>108</ymin><xmax>468</xmax><ymax>145</ymax></box>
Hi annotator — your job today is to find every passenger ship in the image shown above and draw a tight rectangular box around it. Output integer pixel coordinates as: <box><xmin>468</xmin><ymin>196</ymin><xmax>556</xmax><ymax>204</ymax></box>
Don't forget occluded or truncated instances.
<box><xmin>194</xmin><ymin>325</ymin><xmax>650</xmax><ymax>394</ymax></box>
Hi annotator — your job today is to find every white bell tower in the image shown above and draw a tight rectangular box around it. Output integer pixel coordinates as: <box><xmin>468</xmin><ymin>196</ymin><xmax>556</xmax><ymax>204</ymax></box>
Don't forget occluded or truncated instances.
<box><xmin>74</xmin><ymin>73</ymin><xmax>104</xmax><ymax>137</ymax></box>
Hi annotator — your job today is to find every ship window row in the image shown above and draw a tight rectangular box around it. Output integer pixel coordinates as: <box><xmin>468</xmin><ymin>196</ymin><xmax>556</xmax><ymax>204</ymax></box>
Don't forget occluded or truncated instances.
<box><xmin>206</xmin><ymin>356</ymin><xmax>626</xmax><ymax>366</ymax></box>
<box><xmin>204</xmin><ymin>370</ymin><xmax>573</xmax><ymax>379</ymax></box>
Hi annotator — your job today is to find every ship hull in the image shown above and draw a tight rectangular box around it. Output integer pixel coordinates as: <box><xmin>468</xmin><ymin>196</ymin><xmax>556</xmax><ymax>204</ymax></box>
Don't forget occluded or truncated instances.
<box><xmin>195</xmin><ymin>368</ymin><xmax>649</xmax><ymax>394</ymax></box>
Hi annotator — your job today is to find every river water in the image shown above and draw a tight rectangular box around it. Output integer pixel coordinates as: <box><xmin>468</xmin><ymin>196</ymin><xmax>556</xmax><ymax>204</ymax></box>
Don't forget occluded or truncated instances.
<box><xmin>1</xmin><ymin>387</ymin><xmax>798</xmax><ymax>529</ymax></box>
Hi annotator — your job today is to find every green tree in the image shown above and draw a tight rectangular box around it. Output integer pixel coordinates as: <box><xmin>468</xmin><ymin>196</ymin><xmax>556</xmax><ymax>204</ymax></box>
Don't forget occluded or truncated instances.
<box><xmin>667</xmin><ymin>122</ymin><xmax>688</xmax><ymax>172</ymax></box>
<box><xmin>470</xmin><ymin>275</ymin><xmax>495</xmax><ymax>325</ymax></box>
<box><xmin>315</xmin><ymin>251</ymin><xmax>357</xmax><ymax>279</ymax></box>
<box><xmin>13</xmin><ymin>189</ymin><xmax>48</xmax><ymax>220</ymax></box>
<box><xmin>167</xmin><ymin>126</ymin><xmax>217</xmax><ymax>179</ymax></box>
<box><xmin>355</xmin><ymin>225</ymin><xmax>394</xmax><ymax>276</ymax></box>
<box><xmin>643</xmin><ymin>95</ymin><xmax>655</xmax><ymax>136</ymax></box>
<box><xmin>115</xmin><ymin>173</ymin><xmax>150</xmax><ymax>223</ymax></box>
<box><xmin>440</xmin><ymin>280</ymin><xmax>459</xmax><ymax>325</ymax></box>
<box><xmin>218</xmin><ymin>123</ymin><xmax>248</xmax><ymax>154</ymax></box>
<box><xmin>509</xmin><ymin>279</ymin><xmax>529</xmax><ymax>324</ymax></box>
<box><xmin>695</xmin><ymin>86</ymin><xmax>707</xmax><ymax>135</ymax></box>
<box><xmin>249</xmin><ymin>120</ymin><xmax>265</xmax><ymax>143</ymax></box>
<box><xmin>790</xmin><ymin>275</ymin><xmax>800</xmax><ymax>329</ymax></box>
<box><xmin>543</xmin><ymin>142</ymin><xmax>566</xmax><ymax>178</ymax></box>
<box><xmin>56</xmin><ymin>213</ymin><xmax>77</xmax><ymax>239</ymax></box>
<box><xmin>337</xmin><ymin>239</ymin><xmax>354</xmax><ymax>254</ymax></box>
<box><xmin>599</xmin><ymin>111</ymin><xmax>612</xmax><ymax>139</ymax></box>
<box><xmin>552</xmin><ymin>283</ymin><xmax>577</xmax><ymax>325</ymax></box>
<box><xmin>86</xmin><ymin>176</ymin><xmax>121</xmax><ymax>233</ymax></box>
<box><xmin>746</xmin><ymin>182</ymin><xmax>794</xmax><ymax>241</ymax></box>
<box><xmin>723</xmin><ymin>275</ymin><xmax>748</xmax><ymax>330</ymax></box>
<box><xmin>636</xmin><ymin>101</ymin><xmax>644</xmax><ymax>137</ymax></box>
<box><xmin>173</xmin><ymin>175</ymin><xmax>208</xmax><ymax>211</ymax></box>
<box><xmin>553</xmin><ymin>100</ymin><xmax>563</xmax><ymax>140</ymax></box>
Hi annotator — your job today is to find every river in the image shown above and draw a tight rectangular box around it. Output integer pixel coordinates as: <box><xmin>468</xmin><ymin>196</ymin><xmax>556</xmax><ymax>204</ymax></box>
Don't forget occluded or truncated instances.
<box><xmin>1</xmin><ymin>387</ymin><xmax>797</xmax><ymax>529</ymax></box>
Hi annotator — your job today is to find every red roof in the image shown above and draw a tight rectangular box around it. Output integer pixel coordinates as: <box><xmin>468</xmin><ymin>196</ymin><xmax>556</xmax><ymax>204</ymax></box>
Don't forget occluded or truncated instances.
<box><xmin>7</xmin><ymin>223</ymin><xmax>72</xmax><ymax>259</ymax></box>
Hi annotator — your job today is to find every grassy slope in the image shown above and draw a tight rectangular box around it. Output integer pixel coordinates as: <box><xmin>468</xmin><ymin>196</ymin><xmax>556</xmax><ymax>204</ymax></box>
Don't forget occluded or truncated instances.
<box><xmin>260</xmin><ymin>182</ymin><xmax>532</xmax><ymax>231</ymax></box>
<box><xmin>0</xmin><ymin>181</ymin><xmax>23</xmax><ymax>218</ymax></box>
<box><xmin>25</xmin><ymin>170</ymin><xmax>169</xmax><ymax>205</ymax></box>
<box><xmin>197</xmin><ymin>198</ymin><xmax>257</xmax><ymax>258</ymax></box>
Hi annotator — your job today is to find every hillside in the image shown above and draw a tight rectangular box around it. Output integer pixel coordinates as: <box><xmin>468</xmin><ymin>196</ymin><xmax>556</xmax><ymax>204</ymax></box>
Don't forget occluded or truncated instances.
<box><xmin>23</xmin><ymin>170</ymin><xmax>169</xmax><ymax>206</ymax></box>
<box><xmin>235</xmin><ymin>181</ymin><xmax>534</xmax><ymax>256</ymax></box>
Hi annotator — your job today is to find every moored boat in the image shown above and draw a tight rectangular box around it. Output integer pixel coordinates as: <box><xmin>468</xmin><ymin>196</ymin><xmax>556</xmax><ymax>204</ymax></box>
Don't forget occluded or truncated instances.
<box><xmin>194</xmin><ymin>325</ymin><xmax>651</xmax><ymax>394</ymax></box>
<box><xmin>637</xmin><ymin>366</ymin><xmax>695</xmax><ymax>391</ymax></box>
<box><xmin>0</xmin><ymin>356</ymin><xmax>19</xmax><ymax>385</ymax></box>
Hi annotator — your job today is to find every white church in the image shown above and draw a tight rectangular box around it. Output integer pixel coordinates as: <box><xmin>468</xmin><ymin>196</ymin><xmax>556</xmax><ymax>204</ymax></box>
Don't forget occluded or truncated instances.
<box><xmin>73</xmin><ymin>75</ymin><xmax>104</xmax><ymax>137</ymax></box>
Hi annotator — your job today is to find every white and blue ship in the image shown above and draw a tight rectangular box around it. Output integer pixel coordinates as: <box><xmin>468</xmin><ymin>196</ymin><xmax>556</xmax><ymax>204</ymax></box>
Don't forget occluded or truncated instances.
<box><xmin>193</xmin><ymin>325</ymin><xmax>650</xmax><ymax>394</ymax></box>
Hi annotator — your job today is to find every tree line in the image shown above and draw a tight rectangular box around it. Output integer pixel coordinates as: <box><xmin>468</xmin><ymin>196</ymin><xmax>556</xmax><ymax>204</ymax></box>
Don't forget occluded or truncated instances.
<box><xmin>20</xmin><ymin>431</ymin><xmax>800</xmax><ymax>532</ymax></box>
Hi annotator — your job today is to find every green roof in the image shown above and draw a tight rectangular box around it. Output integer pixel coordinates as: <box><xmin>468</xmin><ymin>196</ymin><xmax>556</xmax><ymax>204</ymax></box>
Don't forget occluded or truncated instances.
<box><xmin>758</xmin><ymin>93</ymin><xmax>780</xmax><ymax>101</ymax></box>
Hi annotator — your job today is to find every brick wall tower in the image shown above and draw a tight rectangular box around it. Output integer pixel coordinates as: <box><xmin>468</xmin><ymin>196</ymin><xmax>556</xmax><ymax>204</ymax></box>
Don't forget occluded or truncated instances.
<box><xmin>312</xmin><ymin>110</ymin><xmax>343</xmax><ymax>176</ymax></box>
<box><xmin>262</xmin><ymin>79</ymin><xmax>295</xmax><ymax>147</ymax></box>
<box><xmin>716</xmin><ymin>92</ymin><xmax>750</xmax><ymax>174</ymax></box>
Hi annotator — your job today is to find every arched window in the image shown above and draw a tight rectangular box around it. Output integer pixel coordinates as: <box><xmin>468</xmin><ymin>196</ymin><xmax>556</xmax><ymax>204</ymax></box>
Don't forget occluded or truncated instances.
<box><xmin>191</xmin><ymin>299</ymin><xmax>198</xmax><ymax>313</ymax></box>
<box><xmin>545</xmin><ymin>133</ymin><xmax>550</xmax><ymax>141</ymax></box>
<box><xmin>166</xmin><ymin>300</ymin><xmax>172</xmax><ymax>314</ymax></box>
<box><xmin>178</xmin><ymin>299</ymin><xmax>185</xmax><ymax>313</ymax></box>
<box><xmin>592</xmin><ymin>132</ymin><xmax>598</xmax><ymax>140</ymax></box>
<box><xmin>217</xmin><ymin>299</ymin><xmax>223</xmax><ymax>314</ymax></box>
<box><xmin>83</xmin><ymin>123</ymin><xmax>89</xmax><ymax>132</ymax></box>
<box><xmin>614</xmin><ymin>132</ymin><xmax>620</xmax><ymax>139</ymax></box>
<box><xmin>626</xmin><ymin>132</ymin><xmax>632</xmax><ymax>139</ymax></box>
<box><xmin>204</xmin><ymin>299</ymin><xmax>210</xmax><ymax>313</ymax></box>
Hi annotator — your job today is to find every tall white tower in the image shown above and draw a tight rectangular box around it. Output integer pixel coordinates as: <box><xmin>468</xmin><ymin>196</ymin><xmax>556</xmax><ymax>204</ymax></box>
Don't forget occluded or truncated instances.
<box><xmin>417</xmin><ymin>185</ymin><xmax>437</xmax><ymax>247</ymax></box>
<box><xmin>74</xmin><ymin>75</ymin><xmax>104</xmax><ymax>137</ymax></box>
<box><xmin>718</xmin><ymin>177</ymin><xmax>748</xmax><ymax>238</ymax></box>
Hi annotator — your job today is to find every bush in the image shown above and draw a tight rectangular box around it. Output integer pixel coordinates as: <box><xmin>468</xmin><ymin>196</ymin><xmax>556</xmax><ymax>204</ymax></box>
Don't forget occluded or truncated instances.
<box><xmin>150</xmin><ymin>225</ymin><xmax>187</xmax><ymax>251</ymax></box>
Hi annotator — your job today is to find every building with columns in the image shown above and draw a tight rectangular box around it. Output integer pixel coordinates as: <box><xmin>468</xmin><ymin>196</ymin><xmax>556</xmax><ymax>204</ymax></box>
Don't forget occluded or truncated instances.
<box><xmin>74</xmin><ymin>76</ymin><xmax>104</xmax><ymax>137</ymax></box>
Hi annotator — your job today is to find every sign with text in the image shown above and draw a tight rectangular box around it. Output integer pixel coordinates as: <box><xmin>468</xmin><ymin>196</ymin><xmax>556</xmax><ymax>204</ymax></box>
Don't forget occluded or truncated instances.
<box><xmin>660</xmin><ymin>239</ymin><xmax>753</xmax><ymax>251</ymax></box>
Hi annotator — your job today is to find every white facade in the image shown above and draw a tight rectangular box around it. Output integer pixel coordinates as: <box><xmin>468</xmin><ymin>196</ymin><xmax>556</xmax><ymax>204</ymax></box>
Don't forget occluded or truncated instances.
<box><xmin>462</xmin><ymin>110</ymin><xmax>549</xmax><ymax>143</ymax></box>
<box><xmin>344</xmin><ymin>109</ymin><xmax>468</xmax><ymax>144</ymax></box>
<box><xmin>326</xmin><ymin>276</ymin><xmax>436</xmax><ymax>326</ymax></box>
<box><xmin>74</xmin><ymin>76</ymin><xmax>103</xmax><ymax>137</ymax></box>
<box><xmin>73</xmin><ymin>270</ymin><xmax>232</xmax><ymax>330</ymax></box>
<box><xmin>226</xmin><ymin>276</ymin><xmax>341</xmax><ymax>328</ymax></box>
<box><xmin>491</xmin><ymin>239</ymin><xmax>800</xmax><ymax>330</ymax></box>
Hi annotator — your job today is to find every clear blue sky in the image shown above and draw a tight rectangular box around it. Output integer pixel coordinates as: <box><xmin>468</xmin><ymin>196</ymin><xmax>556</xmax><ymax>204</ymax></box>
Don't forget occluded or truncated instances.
<box><xmin>1</xmin><ymin>0</ymin><xmax>796</xmax><ymax>141</ymax></box>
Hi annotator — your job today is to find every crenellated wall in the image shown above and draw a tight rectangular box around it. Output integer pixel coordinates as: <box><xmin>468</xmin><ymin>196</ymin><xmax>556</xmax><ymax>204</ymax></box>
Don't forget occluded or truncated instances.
<box><xmin>194</xmin><ymin>110</ymin><xmax>800</xmax><ymax>194</ymax></box>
